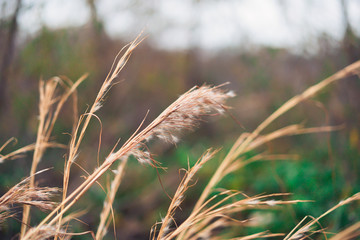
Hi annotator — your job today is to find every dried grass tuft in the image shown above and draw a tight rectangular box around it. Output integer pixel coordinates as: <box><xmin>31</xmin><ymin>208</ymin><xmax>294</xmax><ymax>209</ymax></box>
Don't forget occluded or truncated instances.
<box><xmin>22</xmin><ymin>34</ymin><xmax>233</xmax><ymax>239</ymax></box>
<box><xmin>285</xmin><ymin>193</ymin><xmax>360</xmax><ymax>240</ymax></box>
<box><xmin>25</xmin><ymin>225</ymin><xmax>70</xmax><ymax>240</ymax></box>
<box><xmin>0</xmin><ymin>170</ymin><xmax>59</xmax><ymax>224</ymax></box>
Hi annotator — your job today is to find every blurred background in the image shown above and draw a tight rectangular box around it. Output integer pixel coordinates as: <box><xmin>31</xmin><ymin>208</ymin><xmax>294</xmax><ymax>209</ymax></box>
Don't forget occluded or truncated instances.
<box><xmin>0</xmin><ymin>0</ymin><xmax>360</xmax><ymax>239</ymax></box>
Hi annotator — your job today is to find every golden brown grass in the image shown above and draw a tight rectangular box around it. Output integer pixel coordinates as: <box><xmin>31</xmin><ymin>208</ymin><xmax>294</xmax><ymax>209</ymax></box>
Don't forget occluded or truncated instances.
<box><xmin>20</xmin><ymin>74</ymin><xmax>85</xmax><ymax>237</ymax></box>
<box><xmin>0</xmin><ymin>34</ymin><xmax>360</xmax><ymax>239</ymax></box>
<box><xmin>0</xmin><ymin>169</ymin><xmax>58</xmax><ymax>225</ymax></box>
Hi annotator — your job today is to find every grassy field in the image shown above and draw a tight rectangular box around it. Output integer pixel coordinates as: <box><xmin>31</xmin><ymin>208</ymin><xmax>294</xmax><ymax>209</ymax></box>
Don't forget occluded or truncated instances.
<box><xmin>1</xmin><ymin>34</ymin><xmax>360</xmax><ymax>239</ymax></box>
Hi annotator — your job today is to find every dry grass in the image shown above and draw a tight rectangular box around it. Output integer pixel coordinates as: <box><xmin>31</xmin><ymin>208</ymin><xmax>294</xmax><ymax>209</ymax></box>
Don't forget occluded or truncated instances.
<box><xmin>0</xmin><ymin>169</ymin><xmax>58</xmax><ymax>225</ymax></box>
<box><xmin>0</xmin><ymin>34</ymin><xmax>359</xmax><ymax>239</ymax></box>
<box><xmin>20</xmin><ymin>74</ymin><xmax>85</xmax><ymax>237</ymax></box>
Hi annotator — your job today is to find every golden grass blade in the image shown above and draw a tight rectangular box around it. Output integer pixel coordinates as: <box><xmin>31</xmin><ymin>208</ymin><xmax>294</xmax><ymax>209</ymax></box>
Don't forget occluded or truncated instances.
<box><xmin>25</xmin><ymin>225</ymin><xmax>70</xmax><ymax>240</ymax></box>
<box><xmin>21</xmin><ymin>75</ymin><xmax>84</xmax><ymax>237</ymax></box>
<box><xmin>191</xmin><ymin>60</ymin><xmax>360</xmax><ymax>218</ymax></box>
<box><xmin>235</xmin><ymin>231</ymin><xmax>284</xmax><ymax>239</ymax></box>
<box><xmin>284</xmin><ymin>193</ymin><xmax>360</xmax><ymax>240</ymax></box>
<box><xmin>329</xmin><ymin>221</ymin><xmax>360</xmax><ymax>240</ymax></box>
<box><xmin>0</xmin><ymin>169</ymin><xmax>58</xmax><ymax>224</ymax></box>
<box><xmin>154</xmin><ymin>149</ymin><xmax>217</xmax><ymax>240</ymax></box>
<box><xmin>56</xmin><ymin>35</ymin><xmax>144</xmax><ymax>236</ymax></box>
<box><xmin>23</xmin><ymin>83</ymin><xmax>232</xmax><ymax>239</ymax></box>
<box><xmin>0</xmin><ymin>143</ymin><xmax>35</xmax><ymax>163</ymax></box>
<box><xmin>0</xmin><ymin>137</ymin><xmax>17</xmax><ymax>152</ymax></box>
<box><xmin>168</xmin><ymin>190</ymin><xmax>307</xmax><ymax>239</ymax></box>
<box><xmin>95</xmin><ymin>158</ymin><xmax>128</xmax><ymax>239</ymax></box>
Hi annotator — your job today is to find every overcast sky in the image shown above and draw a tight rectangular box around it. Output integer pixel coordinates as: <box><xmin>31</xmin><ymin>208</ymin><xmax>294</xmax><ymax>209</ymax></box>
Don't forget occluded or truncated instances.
<box><xmin>15</xmin><ymin>0</ymin><xmax>360</xmax><ymax>51</ymax></box>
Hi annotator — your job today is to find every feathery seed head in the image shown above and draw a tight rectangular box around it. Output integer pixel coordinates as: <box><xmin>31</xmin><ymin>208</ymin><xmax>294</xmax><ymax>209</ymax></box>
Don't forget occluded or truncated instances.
<box><xmin>265</xmin><ymin>200</ymin><xmax>278</xmax><ymax>206</ymax></box>
<box><xmin>25</xmin><ymin>225</ymin><xmax>70</xmax><ymax>240</ymax></box>
<box><xmin>123</xmin><ymin>85</ymin><xmax>232</xmax><ymax>165</ymax></box>
<box><xmin>246</xmin><ymin>200</ymin><xmax>260</xmax><ymax>205</ymax></box>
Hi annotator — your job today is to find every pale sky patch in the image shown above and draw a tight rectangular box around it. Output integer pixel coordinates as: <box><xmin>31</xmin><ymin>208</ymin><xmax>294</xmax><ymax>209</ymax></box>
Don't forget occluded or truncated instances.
<box><xmin>15</xmin><ymin>0</ymin><xmax>360</xmax><ymax>51</ymax></box>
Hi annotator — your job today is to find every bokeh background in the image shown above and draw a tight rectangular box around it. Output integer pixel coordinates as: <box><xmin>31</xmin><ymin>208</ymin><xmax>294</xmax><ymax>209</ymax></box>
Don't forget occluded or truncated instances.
<box><xmin>0</xmin><ymin>0</ymin><xmax>360</xmax><ymax>239</ymax></box>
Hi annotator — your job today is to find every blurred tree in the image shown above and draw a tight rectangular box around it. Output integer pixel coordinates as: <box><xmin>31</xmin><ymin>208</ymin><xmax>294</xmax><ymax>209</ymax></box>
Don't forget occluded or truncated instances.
<box><xmin>0</xmin><ymin>0</ymin><xmax>22</xmax><ymax>112</ymax></box>
<box><xmin>86</xmin><ymin>0</ymin><xmax>103</xmax><ymax>35</ymax></box>
<box><xmin>184</xmin><ymin>0</ymin><xmax>203</xmax><ymax>90</ymax></box>
<box><xmin>339</xmin><ymin>0</ymin><xmax>360</xmax><ymax>129</ymax></box>
<box><xmin>340</xmin><ymin>0</ymin><xmax>360</xmax><ymax>63</ymax></box>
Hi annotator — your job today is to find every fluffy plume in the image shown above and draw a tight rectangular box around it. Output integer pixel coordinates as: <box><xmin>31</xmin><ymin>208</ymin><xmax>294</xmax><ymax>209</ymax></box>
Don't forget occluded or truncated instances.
<box><xmin>97</xmin><ymin>86</ymin><xmax>232</xmax><ymax>238</ymax></box>
<box><xmin>122</xmin><ymin>84</ymin><xmax>233</xmax><ymax>164</ymax></box>
<box><xmin>147</xmin><ymin>85</ymin><xmax>232</xmax><ymax>143</ymax></box>
<box><xmin>25</xmin><ymin>225</ymin><xmax>70</xmax><ymax>240</ymax></box>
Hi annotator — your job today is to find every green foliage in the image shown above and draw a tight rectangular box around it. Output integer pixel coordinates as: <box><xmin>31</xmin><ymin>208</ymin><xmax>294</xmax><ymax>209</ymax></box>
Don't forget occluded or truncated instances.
<box><xmin>19</xmin><ymin>28</ymin><xmax>88</xmax><ymax>79</ymax></box>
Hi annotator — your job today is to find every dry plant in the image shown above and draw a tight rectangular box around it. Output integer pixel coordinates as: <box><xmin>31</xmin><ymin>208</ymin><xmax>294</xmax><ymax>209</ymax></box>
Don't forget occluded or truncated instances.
<box><xmin>0</xmin><ymin>169</ymin><xmax>58</xmax><ymax>224</ymax></box>
<box><xmin>0</xmin><ymin>33</ymin><xmax>359</xmax><ymax>240</ymax></box>
<box><xmin>20</xmin><ymin>74</ymin><xmax>85</xmax><ymax>237</ymax></box>
<box><xmin>54</xmin><ymin>34</ymin><xmax>144</xmax><ymax>240</ymax></box>
<box><xmin>151</xmin><ymin>151</ymin><xmax>305</xmax><ymax>240</ymax></box>
<box><xmin>25</xmin><ymin>225</ymin><xmax>70</xmax><ymax>240</ymax></box>
<box><xmin>153</xmin><ymin>60</ymin><xmax>360</xmax><ymax>239</ymax></box>
<box><xmin>94</xmin><ymin>82</ymin><xmax>234</xmax><ymax>239</ymax></box>
<box><xmin>0</xmin><ymin>138</ymin><xmax>36</xmax><ymax>163</ymax></box>
<box><xmin>17</xmin><ymin>34</ymin><xmax>233</xmax><ymax>240</ymax></box>
<box><xmin>284</xmin><ymin>193</ymin><xmax>360</xmax><ymax>240</ymax></box>
<box><xmin>329</xmin><ymin>221</ymin><xmax>360</xmax><ymax>240</ymax></box>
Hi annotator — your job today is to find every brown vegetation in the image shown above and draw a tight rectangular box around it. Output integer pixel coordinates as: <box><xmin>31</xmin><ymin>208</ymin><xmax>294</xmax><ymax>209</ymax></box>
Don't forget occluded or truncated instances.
<box><xmin>0</xmin><ymin>34</ymin><xmax>359</xmax><ymax>239</ymax></box>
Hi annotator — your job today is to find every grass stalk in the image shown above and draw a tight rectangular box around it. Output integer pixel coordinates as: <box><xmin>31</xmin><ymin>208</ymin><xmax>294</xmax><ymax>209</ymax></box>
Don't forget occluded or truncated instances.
<box><xmin>20</xmin><ymin>76</ymin><xmax>85</xmax><ymax>237</ymax></box>
<box><xmin>192</xmin><ymin>60</ymin><xmax>360</xmax><ymax>215</ymax></box>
